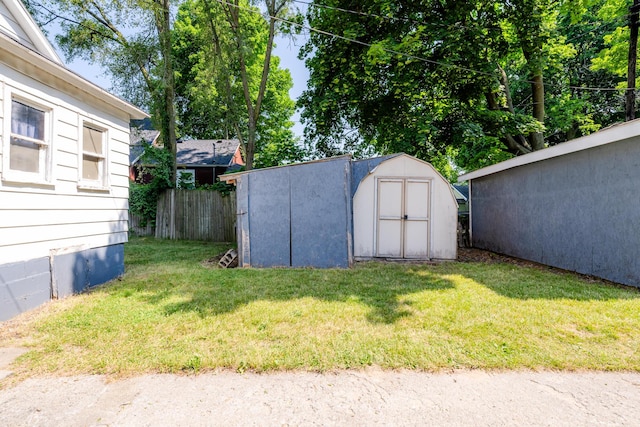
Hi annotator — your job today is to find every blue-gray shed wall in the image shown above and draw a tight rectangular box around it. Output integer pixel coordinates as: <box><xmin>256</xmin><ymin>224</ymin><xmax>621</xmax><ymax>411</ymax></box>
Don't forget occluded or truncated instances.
<box><xmin>350</xmin><ymin>155</ymin><xmax>397</xmax><ymax>197</ymax></box>
<box><xmin>243</xmin><ymin>169</ymin><xmax>292</xmax><ymax>267</ymax></box>
<box><xmin>290</xmin><ymin>159</ymin><xmax>352</xmax><ymax>267</ymax></box>
<box><xmin>470</xmin><ymin>137</ymin><xmax>640</xmax><ymax>287</ymax></box>
<box><xmin>237</xmin><ymin>157</ymin><xmax>352</xmax><ymax>268</ymax></box>
<box><xmin>0</xmin><ymin>244</ymin><xmax>125</xmax><ymax>321</ymax></box>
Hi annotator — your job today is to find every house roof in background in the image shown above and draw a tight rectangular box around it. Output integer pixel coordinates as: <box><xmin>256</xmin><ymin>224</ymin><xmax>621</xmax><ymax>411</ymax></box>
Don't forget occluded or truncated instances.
<box><xmin>176</xmin><ymin>139</ymin><xmax>242</xmax><ymax>167</ymax></box>
<box><xmin>453</xmin><ymin>184</ymin><xmax>468</xmax><ymax>201</ymax></box>
<box><xmin>130</xmin><ymin>121</ymin><xmax>160</xmax><ymax>145</ymax></box>
<box><xmin>129</xmin><ymin>119</ymin><xmax>160</xmax><ymax>164</ymax></box>
<box><xmin>458</xmin><ymin>119</ymin><xmax>640</xmax><ymax>182</ymax></box>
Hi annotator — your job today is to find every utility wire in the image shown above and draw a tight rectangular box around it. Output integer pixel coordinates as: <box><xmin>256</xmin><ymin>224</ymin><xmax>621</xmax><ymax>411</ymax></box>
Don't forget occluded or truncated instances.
<box><xmin>292</xmin><ymin>0</ymin><xmax>503</xmax><ymax>33</ymax></box>
<box><xmin>298</xmin><ymin>0</ymin><xmax>640</xmax><ymax>27</ymax></box>
<box><xmin>218</xmin><ymin>0</ymin><xmax>630</xmax><ymax>93</ymax></box>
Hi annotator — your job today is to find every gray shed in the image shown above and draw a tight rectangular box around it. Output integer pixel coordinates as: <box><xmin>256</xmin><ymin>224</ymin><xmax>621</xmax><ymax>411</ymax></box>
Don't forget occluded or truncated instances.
<box><xmin>221</xmin><ymin>154</ymin><xmax>458</xmax><ymax>268</ymax></box>
<box><xmin>458</xmin><ymin>119</ymin><xmax>640</xmax><ymax>287</ymax></box>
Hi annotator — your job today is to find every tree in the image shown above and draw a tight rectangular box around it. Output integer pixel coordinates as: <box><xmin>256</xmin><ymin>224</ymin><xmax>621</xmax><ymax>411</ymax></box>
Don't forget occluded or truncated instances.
<box><xmin>25</xmin><ymin>0</ymin><xmax>178</xmax><ymax>182</ymax></box>
<box><xmin>591</xmin><ymin>0</ymin><xmax>640</xmax><ymax>120</ymax></box>
<box><xmin>299</xmin><ymin>0</ymin><xmax>622</xmax><ymax>174</ymax></box>
<box><xmin>178</xmin><ymin>0</ymin><xmax>299</xmax><ymax>170</ymax></box>
<box><xmin>172</xmin><ymin>0</ymin><xmax>303</xmax><ymax>168</ymax></box>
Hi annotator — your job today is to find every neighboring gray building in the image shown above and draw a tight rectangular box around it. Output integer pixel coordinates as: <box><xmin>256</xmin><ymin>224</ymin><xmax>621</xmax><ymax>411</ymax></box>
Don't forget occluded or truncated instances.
<box><xmin>459</xmin><ymin>120</ymin><xmax>640</xmax><ymax>287</ymax></box>
<box><xmin>175</xmin><ymin>139</ymin><xmax>244</xmax><ymax>186</ymax></box>
<box><xmin>130</xmin><ymin>136</ymin><xmax>244</xmax><ymax>186</ymax></box>
<box><xmin>221</xmin><ymin>154</ymin><xmax>458</xmax><ymax>268</ymax></box>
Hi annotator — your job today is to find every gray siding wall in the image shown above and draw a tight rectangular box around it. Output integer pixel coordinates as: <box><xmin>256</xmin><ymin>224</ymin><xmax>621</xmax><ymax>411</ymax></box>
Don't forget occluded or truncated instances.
<box><xmin>290</xmin><ymin>159</ymin><xmax>352</xmax><ymax>268</ymax></box>
<box><xmin>244</xmin><ymin>169</ymin><xmax>292</xmax><ymax>267</ymax></box>
<box><xmin>0</xmin><ymin>244</ymin><xmax>125</xmax><ymax>321</ymax></box>
<box><xmin>471</xmin><ymin>137</ymin><xmax>640</xmax><ymax>287</ymax></box>
<box><xmin>0</xmin><ymin>257</ymin><xmax>50</xmax><ymax>321</ymax></box>
<box><xmin>238</xmin><ymin>157</ymin><xmax>352</xmax><ymax>268</ymax></box>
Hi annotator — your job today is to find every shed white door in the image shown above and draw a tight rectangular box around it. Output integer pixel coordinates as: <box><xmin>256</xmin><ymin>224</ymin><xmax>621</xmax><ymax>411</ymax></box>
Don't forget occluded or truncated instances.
<box><xmin>376</xmin><ymin>178</ymin><xmax>430</xmax><ymax>258</ymax></box>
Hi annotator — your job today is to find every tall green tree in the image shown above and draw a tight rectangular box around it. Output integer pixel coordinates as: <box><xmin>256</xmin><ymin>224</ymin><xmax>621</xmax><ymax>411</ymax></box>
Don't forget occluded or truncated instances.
<box><xmin>300</xmin><ymin>0</ymin><xmax>622</xmax><ymax>173</ymax></box>
<box><xmin>25</xmin><ymin>0</ymin><xmax>179</xmax><ymax>182</ymax></box>
<box><xmin>591</xmin><ymin>0</ymin><xmax>640</xmax><ymax>120</ymax></box>
<box><xmin>172</xmin><ymin>0</ymin><xmax>302</xmax><ymax>168</ymax></box>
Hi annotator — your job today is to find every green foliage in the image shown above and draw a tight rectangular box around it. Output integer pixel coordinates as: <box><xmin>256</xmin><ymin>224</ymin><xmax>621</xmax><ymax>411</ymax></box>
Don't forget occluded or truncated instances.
<box><xmin>28</xmin><ymin>0</ymin><xmax>178</xmax><ymax>181</ymax></box>
<box><xmin>176</xmin><ymin>170</ymin><xmax>196</xmax><ymax>189</ymax></box>
<box><xmin>129</xmin><ymin>144</ymin><xmax>173</xmax><ymax>226</ymax></box>
<box><xmin>300</xmin><ymin>0</ymin><xmax>625</xmax><ymax>172</ymax></box>
<box><xmin>172</xmin><ymin>0</ymin><xmax>304</xmax><ymax>169</ymax></box>
<box><xmin>27</xmin><ymin>0</ymin><xmax>158</xmax><ymax>108</ymax></box>
<box><xmin>195</xmin><ymin>180</ymin><xmax>236</xmax><ymax>197</ymax></box>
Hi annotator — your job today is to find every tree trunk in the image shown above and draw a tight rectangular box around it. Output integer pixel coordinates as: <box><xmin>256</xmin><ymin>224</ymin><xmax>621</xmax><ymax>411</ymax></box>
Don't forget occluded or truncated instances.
<box><xmin>155</xmin><ymin>0</ymin><xmax>177</xmax><ymax>183</ymax></box>
<box><xmin>529</xmin><ymin>73</ymin><xmax>545</xmax><ymax>150</ymax></box>
<box><xmin>246</xmin><ymin>118</ymin><xmax>256</xmax><ymax>170</ymax></box>
<box><xmin>627</xmin><ymin>0</ymin><xmax>640</xmax><ymax>121</ymax></box>
<box><xmin>226</xmin><ymin>1</ymin><xmax>282</xmax><ymax>170</ymax></box>
<box><xmin>484</xmin><ymin>67</ymin><xmax>532</xmax><ymax>156</ymax></box>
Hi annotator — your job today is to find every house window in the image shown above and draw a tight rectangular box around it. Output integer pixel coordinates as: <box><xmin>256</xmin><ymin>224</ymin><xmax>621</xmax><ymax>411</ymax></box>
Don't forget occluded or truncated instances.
<box><xmin>80</xmin><ymin>123</ymin><xmax>107</xmax><ymax>187</ymax></box>
<box><xmin>5</xmin><ymin>98</ymin><xmax>52</xmax><ymax>182</ymax></box>
<box><xmin>177</xmin><ymin>169</ymin><xmax>196</xmax><ymax>189</ymax></box>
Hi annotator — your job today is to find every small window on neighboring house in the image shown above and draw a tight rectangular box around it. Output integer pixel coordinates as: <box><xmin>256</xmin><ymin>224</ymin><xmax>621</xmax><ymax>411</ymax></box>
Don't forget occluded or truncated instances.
<box><xmin>5</xmin><ymin>99</ymin><xmax>52</xmax><ymax>182</ymax></box>
<box><xmin>177</xmin><ymin>169</ymin><xmax>196</xmax><ymax>189</ymax></box>
<box><xmin>81</xmin><ymin>123</ymin><xmax>107</xmax><ymax>187</ymax></box>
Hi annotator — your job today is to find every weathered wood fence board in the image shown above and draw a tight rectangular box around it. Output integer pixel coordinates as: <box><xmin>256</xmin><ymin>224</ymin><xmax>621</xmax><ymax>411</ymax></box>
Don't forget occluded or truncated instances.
<box><xmin>129</xmin><ymin>213</ymin><xmax>154</xmax><ymax>237</ymax></box>
<box><xmin>155</xmin><ymin>189</ymin><xmax>236</xmax><ymax>242</ymax></box>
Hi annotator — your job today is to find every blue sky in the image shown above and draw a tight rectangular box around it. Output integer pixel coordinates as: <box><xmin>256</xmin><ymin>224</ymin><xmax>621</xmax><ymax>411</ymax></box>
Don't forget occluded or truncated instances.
<box><xmin>58</xmin><ymin>32</ymin><xmax>310</xmax><ymax>139</ymax></box>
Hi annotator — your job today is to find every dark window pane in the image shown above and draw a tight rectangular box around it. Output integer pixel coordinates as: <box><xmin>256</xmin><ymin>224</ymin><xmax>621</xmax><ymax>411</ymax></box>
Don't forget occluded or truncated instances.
<box><xmin>11</xmin><ymin>100</ymin><xmax>45</xmax><ymax>140</ymax></box>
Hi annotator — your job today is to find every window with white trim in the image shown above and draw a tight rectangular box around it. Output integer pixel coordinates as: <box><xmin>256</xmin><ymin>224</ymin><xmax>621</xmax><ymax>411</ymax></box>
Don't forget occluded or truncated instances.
<box><xmin>3</xmin><ymin>97</ymin><xmax>52</xmax><ymax>182</ymax></box>
<box><xmin>177</xmin><ymin>169</ymin><xmax>196</xmax><ymax>189</ymax></box>
<box><xmin>80</xmin><ymin>123</ymin><xmax>108</xmax><ymax>188</ymax></box>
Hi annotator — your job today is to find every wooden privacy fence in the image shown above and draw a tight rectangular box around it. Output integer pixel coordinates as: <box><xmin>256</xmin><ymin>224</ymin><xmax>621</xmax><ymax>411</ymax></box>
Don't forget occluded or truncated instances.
<box><xmin>129</xmin><ymin>212</ymin><xmax>154</xmax><ymax>237</ymax></box>
<box><xmin>133</xmin><ymin>189</ymin><xmax>236</xmax><ymax>242</ymax></box>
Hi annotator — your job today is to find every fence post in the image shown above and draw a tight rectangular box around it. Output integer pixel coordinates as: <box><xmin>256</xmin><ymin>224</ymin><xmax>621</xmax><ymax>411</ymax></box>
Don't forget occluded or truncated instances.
<box><xmin>170</xmin><ymin>189</ymin><xmax>176</xmax><ymax>240</ymax></box>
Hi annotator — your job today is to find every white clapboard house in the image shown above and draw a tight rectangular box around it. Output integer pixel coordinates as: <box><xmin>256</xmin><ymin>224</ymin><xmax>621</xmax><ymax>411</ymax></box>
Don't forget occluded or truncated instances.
<box><xmin>0</xmin><ymin>0</ymin><xmax>148</xmax><ymax>320</ymax></box>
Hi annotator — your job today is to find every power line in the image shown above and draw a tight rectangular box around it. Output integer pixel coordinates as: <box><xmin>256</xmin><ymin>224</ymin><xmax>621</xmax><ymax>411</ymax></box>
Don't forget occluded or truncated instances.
<box><xmin>292</xmin><ymin>0</ymin><xmax>503</xmax><ymax>33</ymax></box>
<box><xmin>218</xmin><ymin>0</ymin><xmax>629</xmax><ymax>93</ymax></box>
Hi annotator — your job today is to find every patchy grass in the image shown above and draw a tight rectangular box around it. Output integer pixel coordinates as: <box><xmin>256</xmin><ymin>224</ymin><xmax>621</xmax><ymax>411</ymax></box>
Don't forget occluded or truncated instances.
<box><xmin>2</xmin><ymin>237</ymin><xmax>640</xmax><ymax>377</ymax></box>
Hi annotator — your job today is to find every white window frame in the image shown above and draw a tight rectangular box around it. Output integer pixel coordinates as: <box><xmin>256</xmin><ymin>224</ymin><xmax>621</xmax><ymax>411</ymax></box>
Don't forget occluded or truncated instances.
<box><xmin>176</xmin><ymin>168</ymin><xmax>196</xmax><ymax>188</ymax></box>
<box><xmin>78</xmin><ymin>119</ymin><xmax>110</xmax><ymax>191</ymax></box>
<box><xmin>2</xmin><ymin>91</ymin><xmax>54</xmax><ymax>185</ymax></box>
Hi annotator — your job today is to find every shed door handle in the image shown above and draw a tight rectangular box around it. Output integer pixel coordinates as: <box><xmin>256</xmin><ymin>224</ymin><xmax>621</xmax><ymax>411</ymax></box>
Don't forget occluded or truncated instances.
<box><xmin>403</xmin><ymin>215</ymin><xmax>408</xmax><ymax>220</ymax></box>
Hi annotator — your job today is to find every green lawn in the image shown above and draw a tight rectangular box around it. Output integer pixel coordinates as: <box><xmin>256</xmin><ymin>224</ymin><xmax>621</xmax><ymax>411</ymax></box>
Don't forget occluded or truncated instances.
<box><xmin>2</xmin><ymin>237</ymin><xmax>640</xmax><ymax>377</ymax></box>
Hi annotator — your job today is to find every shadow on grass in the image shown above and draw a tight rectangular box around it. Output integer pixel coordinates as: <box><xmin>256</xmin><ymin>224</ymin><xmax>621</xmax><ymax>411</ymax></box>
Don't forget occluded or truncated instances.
<box><xmin>121</xmin><ymin>238</ymin><xmax>640</xmax><ymax>325</ymax></box>
<box><xmin>440</xmin><ymin>261</ymin><xmax>640</xmax><ymax>301</ymax></box>
<box><xmin>133</xmin><ymin>263</ymin><xmax>455</xmax><ymax>324</ymax></box>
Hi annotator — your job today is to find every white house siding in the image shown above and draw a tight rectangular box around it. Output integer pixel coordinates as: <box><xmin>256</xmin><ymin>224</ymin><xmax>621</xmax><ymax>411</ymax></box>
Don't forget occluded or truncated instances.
<box><xmin>353</xmin><ymin>155</ymin><xmax>458</xmax><ymax>260</ymax></box>
<box><xmin>0</xmin><ymin>64</ymin><xmax>141</xmax><ymax>320</ymax></box>
<box><xmin>0</xmin><ymin>64</ymin><xmax>131</xmax><ymax>266</ymax></box>
<box><xmin>0</xmin><ymin>0</ymin><xmax>35</xmax><ymax>50</ymax></box>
